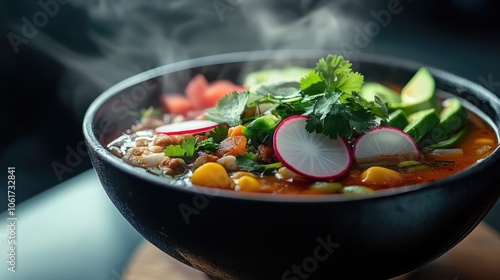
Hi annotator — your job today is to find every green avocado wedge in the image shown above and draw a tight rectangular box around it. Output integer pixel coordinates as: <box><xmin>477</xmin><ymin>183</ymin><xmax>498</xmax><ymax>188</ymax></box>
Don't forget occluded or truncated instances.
<box><xmin>360</xmin><ymin>82</ymin><xmax>401</xmax><ymax>105</ymax></box>
<box><xmin>404</xmin><ymin>108</ymin><xmax>440</xmax><ymax>142</ymax></box>
<box><xmin>396</xmin><ymin>68</ymin><xmax>440</xmax><ymax>115</ymax></box>
<box><xmin>427</xmin><ymin>126</ymin><xmax>468</xmax><ymax>149</ymax></box>
<box><xmin>421</xmin><ymin>97</ymin><xmax>468</xmax><ymax>147</ymax></box>
<box><xmin>381</xmin><ymin>109</ymin><xmax>409</xmax><ymax>130</ymax></box>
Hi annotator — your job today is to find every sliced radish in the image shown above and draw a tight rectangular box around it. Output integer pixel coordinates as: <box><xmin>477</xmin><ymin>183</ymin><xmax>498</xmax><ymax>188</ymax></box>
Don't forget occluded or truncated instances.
<box><xmin>273</xmin><ymin>115</ymin><xmax>352</xmax><ymax>180</ymax></box>
<box><xmin>155</xmin><ymin>120</ymin><xmax>219</xmax><ymax>135</ymax></box>
<box><xmin>353</xmin><ymin>126</ymin><xmax>420</xmax><ymax>163</ymax></box>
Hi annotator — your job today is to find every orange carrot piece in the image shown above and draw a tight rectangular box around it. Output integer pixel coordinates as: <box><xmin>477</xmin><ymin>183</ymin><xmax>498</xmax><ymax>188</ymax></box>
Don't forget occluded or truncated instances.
<box><xmin>228</xmin><ymin>125</ymin><xmax>245</xmax><ymax>136</ymax></box>
<box><xmin>215</xmin><ymin>136</ymin><xmax>247</xmax><ymax>157</ymax></box>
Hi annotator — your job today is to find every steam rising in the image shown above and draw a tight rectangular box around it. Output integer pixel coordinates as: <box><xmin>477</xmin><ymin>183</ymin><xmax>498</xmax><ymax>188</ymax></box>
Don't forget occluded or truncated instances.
<box><xmin>13</xmin><ymin>0</ymin><xmax>367</xmax><ymax>118</ymax></box>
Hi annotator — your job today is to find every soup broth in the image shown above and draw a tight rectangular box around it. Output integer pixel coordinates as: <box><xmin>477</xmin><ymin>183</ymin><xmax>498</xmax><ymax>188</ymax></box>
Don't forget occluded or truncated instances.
<box><xmin>106</xmin><ymin>56</ymin><xmax>498</xmax><ymax>195</ymax></box>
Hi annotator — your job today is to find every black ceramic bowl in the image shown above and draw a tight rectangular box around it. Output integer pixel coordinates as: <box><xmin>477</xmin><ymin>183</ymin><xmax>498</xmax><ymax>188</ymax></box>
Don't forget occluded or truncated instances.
<box><xmin>83</xmin><ymin>50</ymin><xmax>500</xmax><ymax>279</ymax></box>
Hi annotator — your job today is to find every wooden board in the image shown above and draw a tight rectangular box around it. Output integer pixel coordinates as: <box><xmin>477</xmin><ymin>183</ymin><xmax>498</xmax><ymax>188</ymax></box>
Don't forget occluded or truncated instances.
<box><xmin>123</xmin><ymin>222</ymin><xmax>500</xmax><ymax>280</ymax></box>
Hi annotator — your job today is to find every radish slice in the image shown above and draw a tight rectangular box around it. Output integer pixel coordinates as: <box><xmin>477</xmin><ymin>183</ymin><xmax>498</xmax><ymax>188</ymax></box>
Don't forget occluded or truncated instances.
<box><xmin>273</xmin><ymin>116</ymin><xmax>352</xmax><ymax>180</ymax></box>
<box><xmin>353</xmin><ymin>126</ymin><xmax>420</xmax><ymax>163</ymax></box>
<box><xmin>155</xmin><ymin>120</ymin><xmax>219</xmax><ymax>135</ymax></box>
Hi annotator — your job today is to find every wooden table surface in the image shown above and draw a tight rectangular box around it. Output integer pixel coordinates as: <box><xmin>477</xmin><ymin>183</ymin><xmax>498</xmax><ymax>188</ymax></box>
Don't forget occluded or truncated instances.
<box><xmin>123</xmin><ymin>222</ymin><xmax>500</xmax><ymax>280</ymax></box>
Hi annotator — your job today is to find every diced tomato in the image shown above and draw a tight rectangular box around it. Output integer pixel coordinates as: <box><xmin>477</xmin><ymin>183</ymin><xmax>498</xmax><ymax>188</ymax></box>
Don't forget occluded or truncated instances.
<box><xmin>204</xmin><ymin>80</ymin><xmax>246</xmax><ymax>107</ymax></box>
<box><xmin>185</xmin><ymin>74</ymin><xmax>209</xmax><ymax>109</ymax></box>
<box><xmin>161</xmin><ymin>94</ymin><xmax>194</xmax><ymax>115</ymax></box>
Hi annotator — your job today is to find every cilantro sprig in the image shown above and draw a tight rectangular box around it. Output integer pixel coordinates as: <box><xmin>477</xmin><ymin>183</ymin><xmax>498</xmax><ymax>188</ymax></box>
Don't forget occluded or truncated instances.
<box><xmin>204</xmin><ymin>91</ymin><xmax>249</xmax><ymax>126</ymax></box>
<box><xmin>299</xmin><ymin>54</ymin><xmax>388</xmax><ymax>139</ymax></box>
<box><xmin>163</xmin><ymin>127</ymin><xmax>228</xmax><ymax>161</ymax></box>
<box><xmin>164</xmin><ymin>136</ymin><xmax>198</xmax><ymax>160</ymax></box>
<box><xmin>203</xmin><ymin>54</ymin><xmax>388</xmax><ymax>140</ymax></box>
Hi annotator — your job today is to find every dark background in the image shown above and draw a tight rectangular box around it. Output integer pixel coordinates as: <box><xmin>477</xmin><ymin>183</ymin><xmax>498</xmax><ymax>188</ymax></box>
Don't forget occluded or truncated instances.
<box><xmin>1</xmin><ymin>0</ymin><xmax>499</xmax><ymax>209</ymax></box>
<box><xmin>0</xmin><ymin>1</ymin><xmax>499</xmax><ymax>280</ymax></box>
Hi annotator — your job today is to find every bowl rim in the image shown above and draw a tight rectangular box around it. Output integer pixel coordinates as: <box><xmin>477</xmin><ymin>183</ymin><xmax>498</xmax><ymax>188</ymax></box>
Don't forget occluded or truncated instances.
<box><xmin>83</xmin><ymin>49</ymin><xmax>500</xmax><ymax>203</ymax></box>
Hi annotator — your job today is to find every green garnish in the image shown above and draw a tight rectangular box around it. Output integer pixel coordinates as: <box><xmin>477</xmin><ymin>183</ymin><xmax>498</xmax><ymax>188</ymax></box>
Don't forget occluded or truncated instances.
<box><xmin>208</xmin><ymin>125</ymin><xmax>229</xmax><ymax>143</ymax></box>
<box><xmin>205</xmin><ymin>54</ymin><xmax>388</xmax><ymax>140</ymax></box>
<box><xmin>310</xmin><ymin>54</ymin><xmax>364</xmax><ymax>94</ymax></box>
<box><xmin>236</xmin><ymin>152</ymin><xmax>282</xmax><ymax>172</ymax></box>
<box><xmin>164</xmin><ymin>145</ymin><xmax>186</xmax><ymax>157</ymax></box>
<box><xmin>205</xmin><ymin>91</ymin><xmax>249</xmax><ymax>126</ymax></box>
<box><xmin>236</xmin><ymin>152</ymin><xmax>262</xmax><ymax>172</ymax></box>
<box><xmin>164</xmin><ymin>136</ymin><xmax>198</xmax><ymax>160</ymax></box>
<box><xmin>196</xmin><ymin>138</ymin><xmax>219</xmax><ymax>153</ymax></box>
<box><xmin>301</xmin><ymin>54</ymin><xmax>388</xmax><ymax>139</ymax></box>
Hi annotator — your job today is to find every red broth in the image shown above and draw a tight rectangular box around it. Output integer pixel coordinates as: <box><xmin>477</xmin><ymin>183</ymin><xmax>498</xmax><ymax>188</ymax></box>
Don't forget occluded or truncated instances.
<box><xmin>107</xmin><ymin>82</ymin><xmax>498</xmax><ymax>195</ymax></box>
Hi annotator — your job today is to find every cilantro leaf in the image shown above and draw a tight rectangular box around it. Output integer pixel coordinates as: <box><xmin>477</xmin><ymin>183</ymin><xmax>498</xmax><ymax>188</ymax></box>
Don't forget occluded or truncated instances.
<box><xmin>300</xmin><ymin>72</ymin><xmax>326</xmax><ymax>95</ymax></box>
<box><xmin>182</xmin><ymin>136</ymin><xmax>197</xmax><ymax>158</ymax></box>
<box><xmin>299</xmin><ymin>54</ymin><xmax>384</xmax><ymax>139</ymax></box>
<box><xmin>336</xmin><ymin>71</ymin><xmax>364</xmax><ymax>94</ymax></box>
<box><xmin>209</xmin><ymin>125</ymin><xmax>229</xmax><ymax>143</ymax></box>
<box><xmin>164</xmin><ymin>136</ymin><xmax>199</xmax><ymax>160</ymax></box>
<box><xmin>237</xmin><ymin>152</ymin><xmax>282</xmax><ymax>173</ymax></box>
<box><xmin>316</xmin><ymin>54</ymin><xmax>354</xmax><ymax>92</ymax></box>
<box><xmin>236</xmin><ymin>152</ymin><xmax>263</xmax><ymax>172</ymax></box>
<box><xmin>164</xmin><ymin>145</ymin><xmax>186</xmax><ymax>157</ymax></box>
<box><xmin>205</xmin><ymin>91</ymin><xmax>249</xmax><ymax>127</ymax></box>
<box><xmin>196</xmin><ymin>138</ymin><xmax>219</xmax><ymax>153</ymax></box>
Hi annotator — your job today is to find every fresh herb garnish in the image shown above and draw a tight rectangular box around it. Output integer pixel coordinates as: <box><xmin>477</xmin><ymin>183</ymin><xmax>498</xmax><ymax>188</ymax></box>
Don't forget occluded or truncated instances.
<box><xmin>206</xmin><ymin>54</ymin><xmax>388</xmax><ymax>140</ymax></box>
<box><xmin>236</xmin><ymin>152</ymin><xmax>282</xmax><ymax>172</ymax></box>
<box><xmin>164</xmin><ymin>136</ymin><xmax>198</xmax><ymax>160</ymax></box>
<box><xmin>300</xmin><ymin>54</ymin><xmax>388</xmax><ymax>139</ymax></box>
<box><xmin>208</xmin><ymin>125</ymin><xmax>229</xmax><ymax>143</ymax></box>
<box><xmin>197</xmin><ymin>138</ymin><xmax>219</xmax><ymax>153</ymax></box>
<box><xmin>205</xmin><ymin>91</ymin><xmax>249</xmax><ymax>126</ymax></box>
<box><xmin>236</xmin><ymin>152</ymin><xmax>263</xmax><ymax>172</ymax></box>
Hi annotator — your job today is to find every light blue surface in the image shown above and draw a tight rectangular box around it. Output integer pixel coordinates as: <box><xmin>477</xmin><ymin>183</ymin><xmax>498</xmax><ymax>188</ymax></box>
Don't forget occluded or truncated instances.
<box><xmin>0</xmin><ymin>169</ymin><xmax>143</xmax><ymax>280</ymax></box>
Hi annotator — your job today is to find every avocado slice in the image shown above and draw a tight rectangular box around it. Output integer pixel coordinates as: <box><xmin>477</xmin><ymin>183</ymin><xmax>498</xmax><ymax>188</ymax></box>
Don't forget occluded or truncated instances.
<box><xmin>360</xmin><ymin>82</ymin><xmax>401</xmax><ymax>105</ymax></box>
<box><xmin>382</xmin><ymin>109</ymin><xmax>409</xmax><ymax>130</ymax></box>
<box><xmin>397</xmin><ymin>68</ymin><xmax>440</xmax><ymax>115</ymax></box>
<box><xmin>422</xmin><ymin>97</ymin><xmax>468</xmax><ymax>146</ymax></box>
<box><xmin>404</xmin><ymin>108</ymin><xmax>440</xmax><ymax>142</ymax></box>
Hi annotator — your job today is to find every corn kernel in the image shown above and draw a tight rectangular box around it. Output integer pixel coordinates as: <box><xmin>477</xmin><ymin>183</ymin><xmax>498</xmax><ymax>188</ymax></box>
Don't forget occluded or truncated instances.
<box><xmin>237</xmin><ymin>176</ymin><xmax>261</xmax><ymax>192</ymax></box>
<box><xmin>361</xmin><ymin>166</ymin><xmax>403</xmax><ymax>187</ymax></box>
<box><xmin>191</xmin><ymin>162</ymin><xmax>230</xmax><ymax>189</ymax></box>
